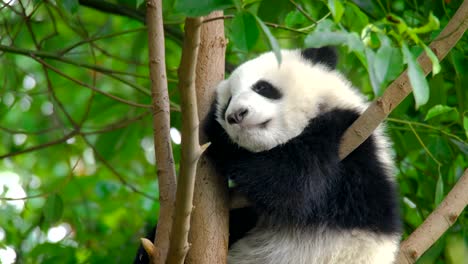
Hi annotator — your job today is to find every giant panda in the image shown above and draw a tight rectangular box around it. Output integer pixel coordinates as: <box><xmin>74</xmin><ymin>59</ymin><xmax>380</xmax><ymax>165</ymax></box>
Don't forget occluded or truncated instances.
<box><xmin>134</xmin><ymin>47</ymin><xmax>401</xmax><ymax>264</ymax></box>
<box><xmin>204</xmin><ymin>47</ymin><xmax>401</xmax><ymax>264</ymax></box>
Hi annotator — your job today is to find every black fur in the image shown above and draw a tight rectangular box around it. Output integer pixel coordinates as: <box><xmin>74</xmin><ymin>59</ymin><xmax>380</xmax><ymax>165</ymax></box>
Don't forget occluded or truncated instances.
<box><xmin>252</xmin><ymin>80</ymin><xmax>283</xmax><ymax>100</ymax></box>
<box><xmin>301</xmin><ymin>47</ymin><xmax>338</xmax><ymax>69</ymax></box>
<box><xmin>205</xmin><ymin>103</ymin><xmax>401</xmax><ymax>234</ymax></box>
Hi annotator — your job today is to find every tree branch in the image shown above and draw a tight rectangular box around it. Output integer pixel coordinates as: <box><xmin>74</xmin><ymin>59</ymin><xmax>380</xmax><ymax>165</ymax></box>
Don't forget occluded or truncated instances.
<box><xmin>396</xmin><ymin>169</ymin><xmax>468</xmax><ymax>264</ymax></box>
<box><xmin>77</xmin><ymin>0</ymin><xmax>184</xmax><ymax>43</ymax></box>
<box><xmin>146</xmin><ymin>0</ymin><xmax>177</xmax><ymax>263</ymax></box>
<box><xmin>186</xmin><ymin>11</ymin><xmax>229</xmax><ymax>264</ymax></box>
<box><xmin>167</xmin><ymin>17</ymin><xmax>203</xmax><ymax>264</ymax></box>
<box><xmin>33</xmin><ymin>57</ymin><xmax>152</xmax><ymax>109</ymax></box>
<box><xmin>338</xmin><ymin>0</ymin><xmax>468</xmax><ymax>159</ymax></box>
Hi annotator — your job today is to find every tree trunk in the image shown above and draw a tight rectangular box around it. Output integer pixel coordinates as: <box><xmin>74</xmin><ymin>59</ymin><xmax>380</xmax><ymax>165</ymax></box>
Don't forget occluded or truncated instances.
<box><xmin>185</xmin><ymin>11</ymin><xmax>229</xmax><ymax>264</ymax></box>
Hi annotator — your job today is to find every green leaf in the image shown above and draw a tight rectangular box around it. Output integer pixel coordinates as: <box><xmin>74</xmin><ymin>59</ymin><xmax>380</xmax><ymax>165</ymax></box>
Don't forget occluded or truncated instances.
<box><xmin>365</xmin><ymin>48</ymin><xmax>380</xmax><ymax>95</ymax></box>
<box><xmin>450</xmin><ymin>139</ymin><xmax>468</xmax><ymax>155</ymax></box>
<box><xmin>424</xmin><ymin>105</ymin><xmax>455</xmax><ymax>121</ymax></box>
<box><xmin>285</xmin><ymin>10</ymin><xmax>307</xmax><ymax>27</ymax></box>
<box><xmin>401</xmin><ymin>43</ymin><xmax>429</xmax><ymax>108</ymax></box>
<box><xmin>258</xmin><ymin>0</ymin><xmax>294</xmax><ymax>23</ymax></box>
<box><xmin>174</xmin><ymin>0</ymin><xmax>232</xmax><ymax>16</ymax></box>
<box><xmin>374</xmin><ymin>45</ymin><xmax>393</xmax><ymax>86</ymax></box>
<box><xmin>230</xmin><ymin>12</ymin><xmax>259</xmax><ymax>52</ymax></box>
<box><xmin>342</xmin><ymin>3</ymin><xmax>369</xmax><ymax>32</ymax></box>
<box><xmin>464</xmin><ymin>116</ymin><xmax>468</xmax><ymax>138</ymax></box>
<box><xmin>423</xmin><ymin>45</ymin><xmax>441</xmax><ymax>76</ymax></box>
<box><xmin>434</xmin><ymin>173</ymin><xmax>444</xmax><ymax>206</ymax></box>
<box><xmin>305</xmin><ymin>31</ymin><xmax>364</xmax><ymax>53</ymax></box>
<box><xmin>43</xmin><ymin>194</ymin><xmax>64</xmax><ymax>225</ymax></box>
<box><xmin>136</xmin><ymin>0</ymin><xmax>144</xmax><ymax>8</ymax></box>
<box><xmin>328</xmin><ymin>0</ymin><xmax>344</xmax><ymax>23</ymax></box>
<box><xmin>255</xmin><ymin>15</ymin><xmax>282</xmax><ymax>65</ymax></box>
<box><xmin>60</xmin><ymin>0</ymin><xmax>79</xmax><ymax>14</ymax></box>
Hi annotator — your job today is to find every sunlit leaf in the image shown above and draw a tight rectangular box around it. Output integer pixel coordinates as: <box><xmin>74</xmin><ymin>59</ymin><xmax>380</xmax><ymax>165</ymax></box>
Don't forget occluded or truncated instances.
<box><xmin>365</xmin><ymin>47</ymin><xmax>380</xmax><ymax>95</ymax></box>
<box><xmin>305</xmin><ymin>31</ymin><xmax>364</xmax><ymax>53</ymax></box>
<box><xmin>327</xmin><ymin>0</ymin><xmax>344</xmax><ymax>23</ymax></box>
<box><xmin>423</xmin><ymin>45</ymin><xmax>441</xmax><ymax>76</ymax></box>
<box><xmin>402</xmin><ymin>43</ymin><xmax>429</xmax><ymax>108</ymax></box>
<box><xmin>424</xmin><ymin>105</ymin><xmax>455</xmax><ymax>121</ymax></box>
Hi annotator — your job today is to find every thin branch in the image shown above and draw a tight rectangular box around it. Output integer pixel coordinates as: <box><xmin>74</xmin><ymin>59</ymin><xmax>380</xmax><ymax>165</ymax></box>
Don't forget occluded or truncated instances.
<box><xmin>33</xmin><ymin>57</ymin><xmax>152</xmax><ymax>109</ymax></box>
<box><xmin>387</xmin><ymin>117</ymin><xmax>465</xmax><ymax>142</ymax></box>
<box><xmin>77</xmin><ymin>0</ymin><xmax>184</xmax><ymax>43</ymax></box>
<box><xmin>396</xmin><ymin>169</ymin><xmax>468</xmax><ymax>264</ymax></box>
<box><xmin>59</xmin><ymin>27</ymin><xmax>147</xmax><ymax>55</ymax></box>
<box><xmin>0</xmin><ymin>44</ymin><xmax>147</xmax><ymax>79</ymax></box>
<box><xmin>146</xmin><ymin>0</ymin><xmax>177</xmax><ymax>263</ymax></box>
<box><xmin>167</xmin><ymin>17</ymin><xmax>203</xmax><ymax>264</ymax></box>
<box><xmin>82</xmin><ymin>110</ymin><xmax>151</xmax><ymax>135</ymax></box>
<box><xmin>289</xmin><ymin>0</ymin><xmax>316</xmax><ymax>22</ymax></box>
<box><xmin>82</xmin><ymin>136</ymin><xmax>158</xmax><ymax>201</ymax></box>
<box><xmin>0</xmin><ymin>158</ymin><xmax>79</xmax><ymax>201</ymax></box>
<box><xmin>0</xmin><ymin>131</ymin><xmax>78</xmax><ymax>159</ymax></box>
<box><xmin>0</xmin><ymin>125</ymin><xmax>62</xmax><ymax>135</ymax></box>
<box><xmin>78</xmin><ymin>0</ymin><xmax>146</xmax><ymax>23</ymax></box>
<box><xmin>338</xmin><ymin>0</ymin><xmax>468</xmax><ymax>160</ymax></box>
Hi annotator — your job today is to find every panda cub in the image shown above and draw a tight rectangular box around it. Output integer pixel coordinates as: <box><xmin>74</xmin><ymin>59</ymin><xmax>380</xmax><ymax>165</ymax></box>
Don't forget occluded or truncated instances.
<box><xmin>204</xmin><ymin>47</ymin><xmax>401</xmax><ymax>264</ymax></box>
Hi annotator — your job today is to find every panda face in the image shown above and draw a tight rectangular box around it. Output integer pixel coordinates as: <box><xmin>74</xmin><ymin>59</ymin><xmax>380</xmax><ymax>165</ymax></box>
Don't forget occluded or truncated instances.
<box><xmin>215</xmin><ymin>48</ymin><xmax>365</xmax><ymax>152</ymax></box>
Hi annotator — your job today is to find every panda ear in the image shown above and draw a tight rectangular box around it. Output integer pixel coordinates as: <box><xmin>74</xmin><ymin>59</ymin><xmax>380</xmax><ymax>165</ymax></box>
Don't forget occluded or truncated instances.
<box><xmin>301</xmin><ymin>46</ymin><xmax>338</xmax><ymax>69</ymax></box>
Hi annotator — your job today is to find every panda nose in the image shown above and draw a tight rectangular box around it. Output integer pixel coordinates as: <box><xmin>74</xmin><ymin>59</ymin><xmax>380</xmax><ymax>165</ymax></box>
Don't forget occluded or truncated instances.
<box><xmin>227</xmin><ymin>108</ymin><xmax>249</xmax><ymax>124</ymax></box>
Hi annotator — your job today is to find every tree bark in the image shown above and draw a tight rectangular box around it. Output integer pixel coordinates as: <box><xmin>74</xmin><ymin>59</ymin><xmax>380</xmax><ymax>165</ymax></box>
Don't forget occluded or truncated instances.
<box><xmin>185</xmin><ymin>11</ymin><xmax>229</xmax><ymax>264</ymax></box>
<box><xmin>396</xmin><ymin>169</ymin><xmax>468</xmax><ymax>264</ymax></box>
<box><xmin>146</xmin><ymin>0</ymin><xmax>177</xmax><ymax>263</ymax></box>
<box><xmin>167</xmin><ymin>17</ymin><xmax>203</xmax><ymax>264</ymax></box>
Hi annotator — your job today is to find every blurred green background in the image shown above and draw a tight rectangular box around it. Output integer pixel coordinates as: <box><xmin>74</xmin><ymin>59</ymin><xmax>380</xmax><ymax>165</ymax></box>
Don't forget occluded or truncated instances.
<box><xmin>0</xmin><ymin>0</ymin><xmax>466</xmax><ymax>263</ymax></box>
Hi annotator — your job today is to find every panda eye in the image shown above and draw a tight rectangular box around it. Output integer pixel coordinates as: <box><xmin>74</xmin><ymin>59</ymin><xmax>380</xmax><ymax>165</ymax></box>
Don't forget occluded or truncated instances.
<box><xmin>252</xmin><ymin>80</ymin><xmax>282</xmax><ymax>100</ymax></box>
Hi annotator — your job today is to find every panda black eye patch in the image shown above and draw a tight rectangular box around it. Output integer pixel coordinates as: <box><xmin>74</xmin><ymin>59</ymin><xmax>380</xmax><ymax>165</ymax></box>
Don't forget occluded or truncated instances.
<box><xmin>252</xmin><ymin>80</ymin><xmax>282</xmax><ymax>100</ymax></box>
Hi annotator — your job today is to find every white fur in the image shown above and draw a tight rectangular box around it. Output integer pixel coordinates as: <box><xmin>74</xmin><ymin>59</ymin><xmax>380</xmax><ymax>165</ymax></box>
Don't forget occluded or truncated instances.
<box><xmin>216</xmin><ymin>50</ymin><xmax>366</xmax><ymax>153</ymax></box>
<box><xmin>215</xmin><ymin>49</ymin><xmax>394</xmax><ymax>173</ymax></box>
<box><xmin>228</xmin><ymin>226</ymin><xmax>399</xmax><ymax>264</ymax></box>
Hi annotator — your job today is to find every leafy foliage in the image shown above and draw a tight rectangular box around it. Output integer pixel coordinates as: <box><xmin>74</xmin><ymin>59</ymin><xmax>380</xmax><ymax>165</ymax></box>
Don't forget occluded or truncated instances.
<box><xmin>0</xmin><ymin>0</ymin><xmax>466</xmax><ymax>263</ymax></box>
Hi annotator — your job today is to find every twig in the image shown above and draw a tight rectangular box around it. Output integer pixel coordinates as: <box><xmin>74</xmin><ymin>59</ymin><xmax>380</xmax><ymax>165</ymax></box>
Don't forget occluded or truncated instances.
<box><xmin>289</xmin><ymin>0</ymin><xmax>316</xmax><ymax>22</ymax></box>
<box><xmin>338</xmin><ymin>0</ymin><xmax>468</xmax><ymax>160</ymax></box>
<box><xmin>146</xmin><ymin>0</ymin><xmax>177</xmax><ymax>263</ymax></box>
<box><xmin>0</xmin><ymin>158</ymin><xmax>79</xmax><ymax>201</ymax></box>
<box><xmin>0</xmin><ymin>44</ymin><xmax>148</xmax><ymax>78</ymax></box>
<box><xmin>33</xmin><ymin>57</ymin><xmax>152</xmax><ymax>109</ymax></box>
<box><xmin>0</xmin><ymin>131</ymin><xmax>78</xmax><ymax>159</ymax></box>
<box><xmin>82</xmin><ymin>110</ymin><xmax>151</xmax><ymax>135</ymax></box>
<box><xmin>59</xmin><ymin>27</ymin><xmax>147</xmax><ymax>54</ymax></box>
<box><xmin>77</xmin><ymin>0</ymin><xmax>184</xmax><ymax>43</ymax></box>
<box><xmin>396</xmin><ymin>169</ymin><xmax>468</xmax><ymax>264</ymax></box>
<box><xmin>82</xmin><ymin>137</ymin><xmax>158</xmax><ymax>201</ymax></box>
<box><xmin>167</xmin><ymin>17</ymin><xmax>203</xmax><ymax>264</ymax></box>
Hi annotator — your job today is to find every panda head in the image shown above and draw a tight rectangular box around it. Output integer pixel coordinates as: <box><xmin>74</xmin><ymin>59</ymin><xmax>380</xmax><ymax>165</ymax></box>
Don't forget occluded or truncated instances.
<box><xmin>215</xmin><ymin>47</ymin><xmax>366</xmax><ymax>153</ymax></box>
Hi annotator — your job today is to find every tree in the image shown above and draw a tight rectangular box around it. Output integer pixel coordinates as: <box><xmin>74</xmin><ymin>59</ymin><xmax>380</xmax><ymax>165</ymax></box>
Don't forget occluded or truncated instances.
<box><xmin>0</xmin><ymin>0</ymin><xmax>466</xmax><ymax>263</ymax></box>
